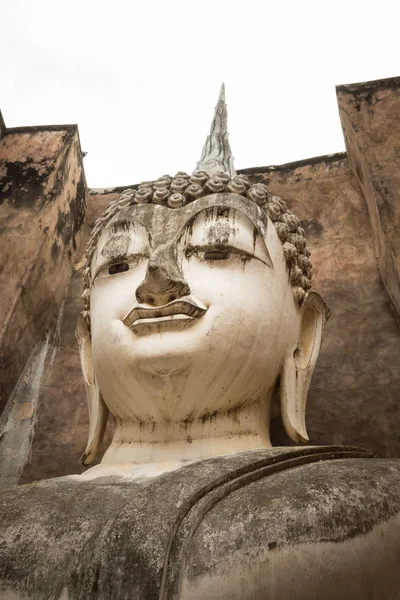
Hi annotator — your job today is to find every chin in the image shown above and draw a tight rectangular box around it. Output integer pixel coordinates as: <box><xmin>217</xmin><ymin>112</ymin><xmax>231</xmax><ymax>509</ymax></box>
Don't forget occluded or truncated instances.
<box><xmin>125</xmin><ymin>325</ymin><xmax>210</xmax><ymax>376</ymax></box>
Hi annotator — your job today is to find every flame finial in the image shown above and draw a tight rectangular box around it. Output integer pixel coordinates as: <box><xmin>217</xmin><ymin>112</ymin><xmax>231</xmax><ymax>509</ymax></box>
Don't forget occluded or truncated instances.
<box><xmin>195</xmin><ymin>83</ymin><xmax>236</xmax><ymax>178</ymax></box>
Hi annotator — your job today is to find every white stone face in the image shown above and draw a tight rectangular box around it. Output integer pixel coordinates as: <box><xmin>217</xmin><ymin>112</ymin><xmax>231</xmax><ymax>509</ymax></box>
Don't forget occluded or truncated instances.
<box><xmin>89</xmin><ymin>196</ymin><xmax>301</xmax><ymax>427</ymax></box>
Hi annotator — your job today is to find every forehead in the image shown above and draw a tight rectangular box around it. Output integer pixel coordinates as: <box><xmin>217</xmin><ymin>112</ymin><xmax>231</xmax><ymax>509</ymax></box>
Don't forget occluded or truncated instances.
<box><xmin>106</xmin><ymin>193</ymin><xmax>268</xmax><ymax>244</ymax></box>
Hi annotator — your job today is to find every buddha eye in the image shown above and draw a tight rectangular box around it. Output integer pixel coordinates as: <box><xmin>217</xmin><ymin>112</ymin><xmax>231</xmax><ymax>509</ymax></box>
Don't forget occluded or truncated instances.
<box><xmin>108</xmin><ymin>262</ymin><xmax>129</xmax><ymax>275</ymax></box>
<box><xmin>203</xmin><ymin>250</ymin><xmax>229</xmax><ymax>261</ymax></box>
<box><xmin>185</xmin><ymin>245</ymin><xmax>252</xmax><ymax>262</ymax></box>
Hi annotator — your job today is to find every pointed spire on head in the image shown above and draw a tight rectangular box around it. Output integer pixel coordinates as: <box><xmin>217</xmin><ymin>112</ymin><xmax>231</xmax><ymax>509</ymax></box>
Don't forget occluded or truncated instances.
<box><xmin>195</xmin><ymin>83</ymin><xmax>236</xmax><ymax>178</ymax></box>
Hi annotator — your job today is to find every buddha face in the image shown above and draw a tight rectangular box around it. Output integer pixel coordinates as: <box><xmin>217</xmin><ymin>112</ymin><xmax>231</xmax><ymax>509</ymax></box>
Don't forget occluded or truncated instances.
<box><xmin>88</xmin><ymin>193</ymin><xmax>301</xmax><ymax>424</ymax></box>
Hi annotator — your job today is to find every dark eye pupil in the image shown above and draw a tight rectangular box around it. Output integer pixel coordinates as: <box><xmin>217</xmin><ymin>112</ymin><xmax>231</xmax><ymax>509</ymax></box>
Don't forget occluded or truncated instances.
<box><xmin>204</xmin><ymin>251</ymin><xmax>228</xmax><ymax>261</ymax></box>
<box><xmin>109</xmin><ymin>262</ymin><xmax>129</xmax><ymax>275</ymax></box>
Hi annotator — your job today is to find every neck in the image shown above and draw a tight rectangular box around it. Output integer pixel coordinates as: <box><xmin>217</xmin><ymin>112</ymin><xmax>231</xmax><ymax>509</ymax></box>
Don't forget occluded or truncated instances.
<box><xmin>100</xmin><ymin>400</ymin><xmax>272</xmax><ymax>471</ymax></box>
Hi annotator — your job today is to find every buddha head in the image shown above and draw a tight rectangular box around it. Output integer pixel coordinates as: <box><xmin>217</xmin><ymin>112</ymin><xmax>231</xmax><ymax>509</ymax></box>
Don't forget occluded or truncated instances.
<box><xmin>76</xmin><ymin>86</ymin><xmax>329</xmax><ymax>469</ymax></box>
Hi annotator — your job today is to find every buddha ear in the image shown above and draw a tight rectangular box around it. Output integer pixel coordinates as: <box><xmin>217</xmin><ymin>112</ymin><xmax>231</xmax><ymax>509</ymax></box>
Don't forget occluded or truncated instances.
<box><xmin>75</xmin><ymin>313</ymin><xmax>109</xmax><ymax>466</ymax></box>
<box><xmin>280</xmin><ymin>291</ymin><xmax>330</xmax><ymax>444</ymax></box>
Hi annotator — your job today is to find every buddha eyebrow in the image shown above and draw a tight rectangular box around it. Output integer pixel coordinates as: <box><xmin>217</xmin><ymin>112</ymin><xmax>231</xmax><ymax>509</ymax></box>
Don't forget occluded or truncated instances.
<box><xmin>108</xmin><ymin>219</ymin><xmax>133</xmax><ymax>234</ymax></box>
<box><xmin>100</xmin><ymin>232</ymin><xmax>130</xmax><ymax>260</ymax></box>
<box><xmin>186</xmin><ymin>208</ymin><xmax>265</xmax><ymax>244</ymax></box>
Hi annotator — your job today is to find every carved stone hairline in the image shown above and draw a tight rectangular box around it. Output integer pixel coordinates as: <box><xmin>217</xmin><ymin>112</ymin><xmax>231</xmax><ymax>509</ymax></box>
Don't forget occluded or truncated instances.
<box><xmin>80</xmin><ymin>170</ymin><xmax>313</xmax><ymax>327</ymax></box>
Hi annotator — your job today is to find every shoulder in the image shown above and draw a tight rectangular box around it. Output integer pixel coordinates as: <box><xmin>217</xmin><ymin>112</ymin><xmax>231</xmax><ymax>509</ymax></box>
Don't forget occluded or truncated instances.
<box><xmin>181</xmin><ymin>456</ymin><xmax>400</xmax><ymax>600</ymax></box>
<box><xmin>0</xmin><ymin>475</ymin><xmax>135</xmax><ymax>528</ymax></box>
<box><xmin>0</xmin><ymin>476</ymin><xmax>143</xmax><ymax>599</ymax></box>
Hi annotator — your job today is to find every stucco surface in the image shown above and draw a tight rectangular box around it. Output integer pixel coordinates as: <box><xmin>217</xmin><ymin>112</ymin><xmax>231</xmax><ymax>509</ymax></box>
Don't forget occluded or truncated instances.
<box><xmin>4</xmin><ymin>448</ymin><xmax>400</xmax><ymax>600</ymax></box>
<box><xmin>181</xmin><ymin>456</ymin><xmax>400</xmax><ymax>600</ymax></box>
<box><xmin>0</xmin><ymin>125</ymin><xmax>86</xmax><ymax>414</ymax></box>
<box><xmin>337</xmin><ymin>77</ymin><xmax>400</xmax><ymax>314</ymax></box>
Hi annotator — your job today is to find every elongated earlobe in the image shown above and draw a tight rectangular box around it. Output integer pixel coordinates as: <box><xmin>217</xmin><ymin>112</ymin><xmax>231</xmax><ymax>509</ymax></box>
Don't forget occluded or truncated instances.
<box><xmin>75</xmin><ymin>313</ymin><xmax>109</xmax><ymax>466</ymax></box>
<box><xmin>280</xmin><ymin>291</ymin><xmax>330</xmax><ymax>444</ymax></box>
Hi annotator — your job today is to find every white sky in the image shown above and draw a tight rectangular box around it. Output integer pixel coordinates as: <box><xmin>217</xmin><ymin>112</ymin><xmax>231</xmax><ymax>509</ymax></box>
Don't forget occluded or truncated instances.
<box><xmin>1</xmin><ymin>0</ymin><xmax>399</xmax><ymax>188</ymax></box>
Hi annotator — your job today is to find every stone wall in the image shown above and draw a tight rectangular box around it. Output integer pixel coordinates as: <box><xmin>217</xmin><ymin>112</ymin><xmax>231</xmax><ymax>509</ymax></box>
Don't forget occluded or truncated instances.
<box><xmin>0</xmin><ymin>123</ymin><xmax>86</xmax><ymax>413</ymax></box>
<box><xmin>337</xmin><ymin>77</ymin><xmax>400</xmax><ymax>315</ymax></box>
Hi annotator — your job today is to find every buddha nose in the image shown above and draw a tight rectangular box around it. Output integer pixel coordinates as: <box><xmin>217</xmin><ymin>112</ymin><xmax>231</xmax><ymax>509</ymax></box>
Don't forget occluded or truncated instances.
<box><xmin>135</xmin><ymin>249</ymin><xmax>191</xmax><ymax>306</ymax></box>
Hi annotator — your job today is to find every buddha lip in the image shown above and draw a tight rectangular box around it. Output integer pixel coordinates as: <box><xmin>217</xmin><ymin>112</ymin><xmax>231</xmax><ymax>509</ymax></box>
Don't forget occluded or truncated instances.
<box><xmin>123</xmin><ymin>295</ymin><xmax>208</xmax><ymax>328</ymax></box>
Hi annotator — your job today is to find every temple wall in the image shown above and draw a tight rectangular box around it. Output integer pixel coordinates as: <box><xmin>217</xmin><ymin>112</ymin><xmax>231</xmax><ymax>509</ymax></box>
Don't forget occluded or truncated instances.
<box><xmin>0</xmin><ymin>126</ymin><xmax>86</xmax><ymax>413</ymax></box>
<box><xmin>1</xmin><ymin>76</ymin><xmax>400</xmax><ymax>483</ymax></box>
<box><xmin>337</xmin><ymin>77</ymin><xmax>400</xmax><ymax>316</ymax></box>
<box><xmin>0</xmin><ymin>124</ymin><xmax>86</xmax><ymax>484</ymax></box>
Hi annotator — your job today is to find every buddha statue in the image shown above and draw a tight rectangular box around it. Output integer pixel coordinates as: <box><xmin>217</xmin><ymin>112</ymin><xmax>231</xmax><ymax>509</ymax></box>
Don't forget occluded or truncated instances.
<box><xmin>0</xmin><ymin>86</ymin><xmax>399</xmax><ymax>600</ymax></box>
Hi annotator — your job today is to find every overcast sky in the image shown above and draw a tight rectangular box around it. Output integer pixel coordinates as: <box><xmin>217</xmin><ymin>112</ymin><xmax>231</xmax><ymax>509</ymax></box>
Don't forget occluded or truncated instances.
<box><xmin>1</xmin><ymin>0</ymin><xmax>398</xmax><ymax>188</ymax></box>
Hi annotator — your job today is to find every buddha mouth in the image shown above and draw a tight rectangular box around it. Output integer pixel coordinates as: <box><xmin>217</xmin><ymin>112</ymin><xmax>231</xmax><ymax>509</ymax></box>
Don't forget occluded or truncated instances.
<box><xmin>123</xmin><ymin>296</ymin><xmax>208</xmax><ymax>328</ymax></box>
